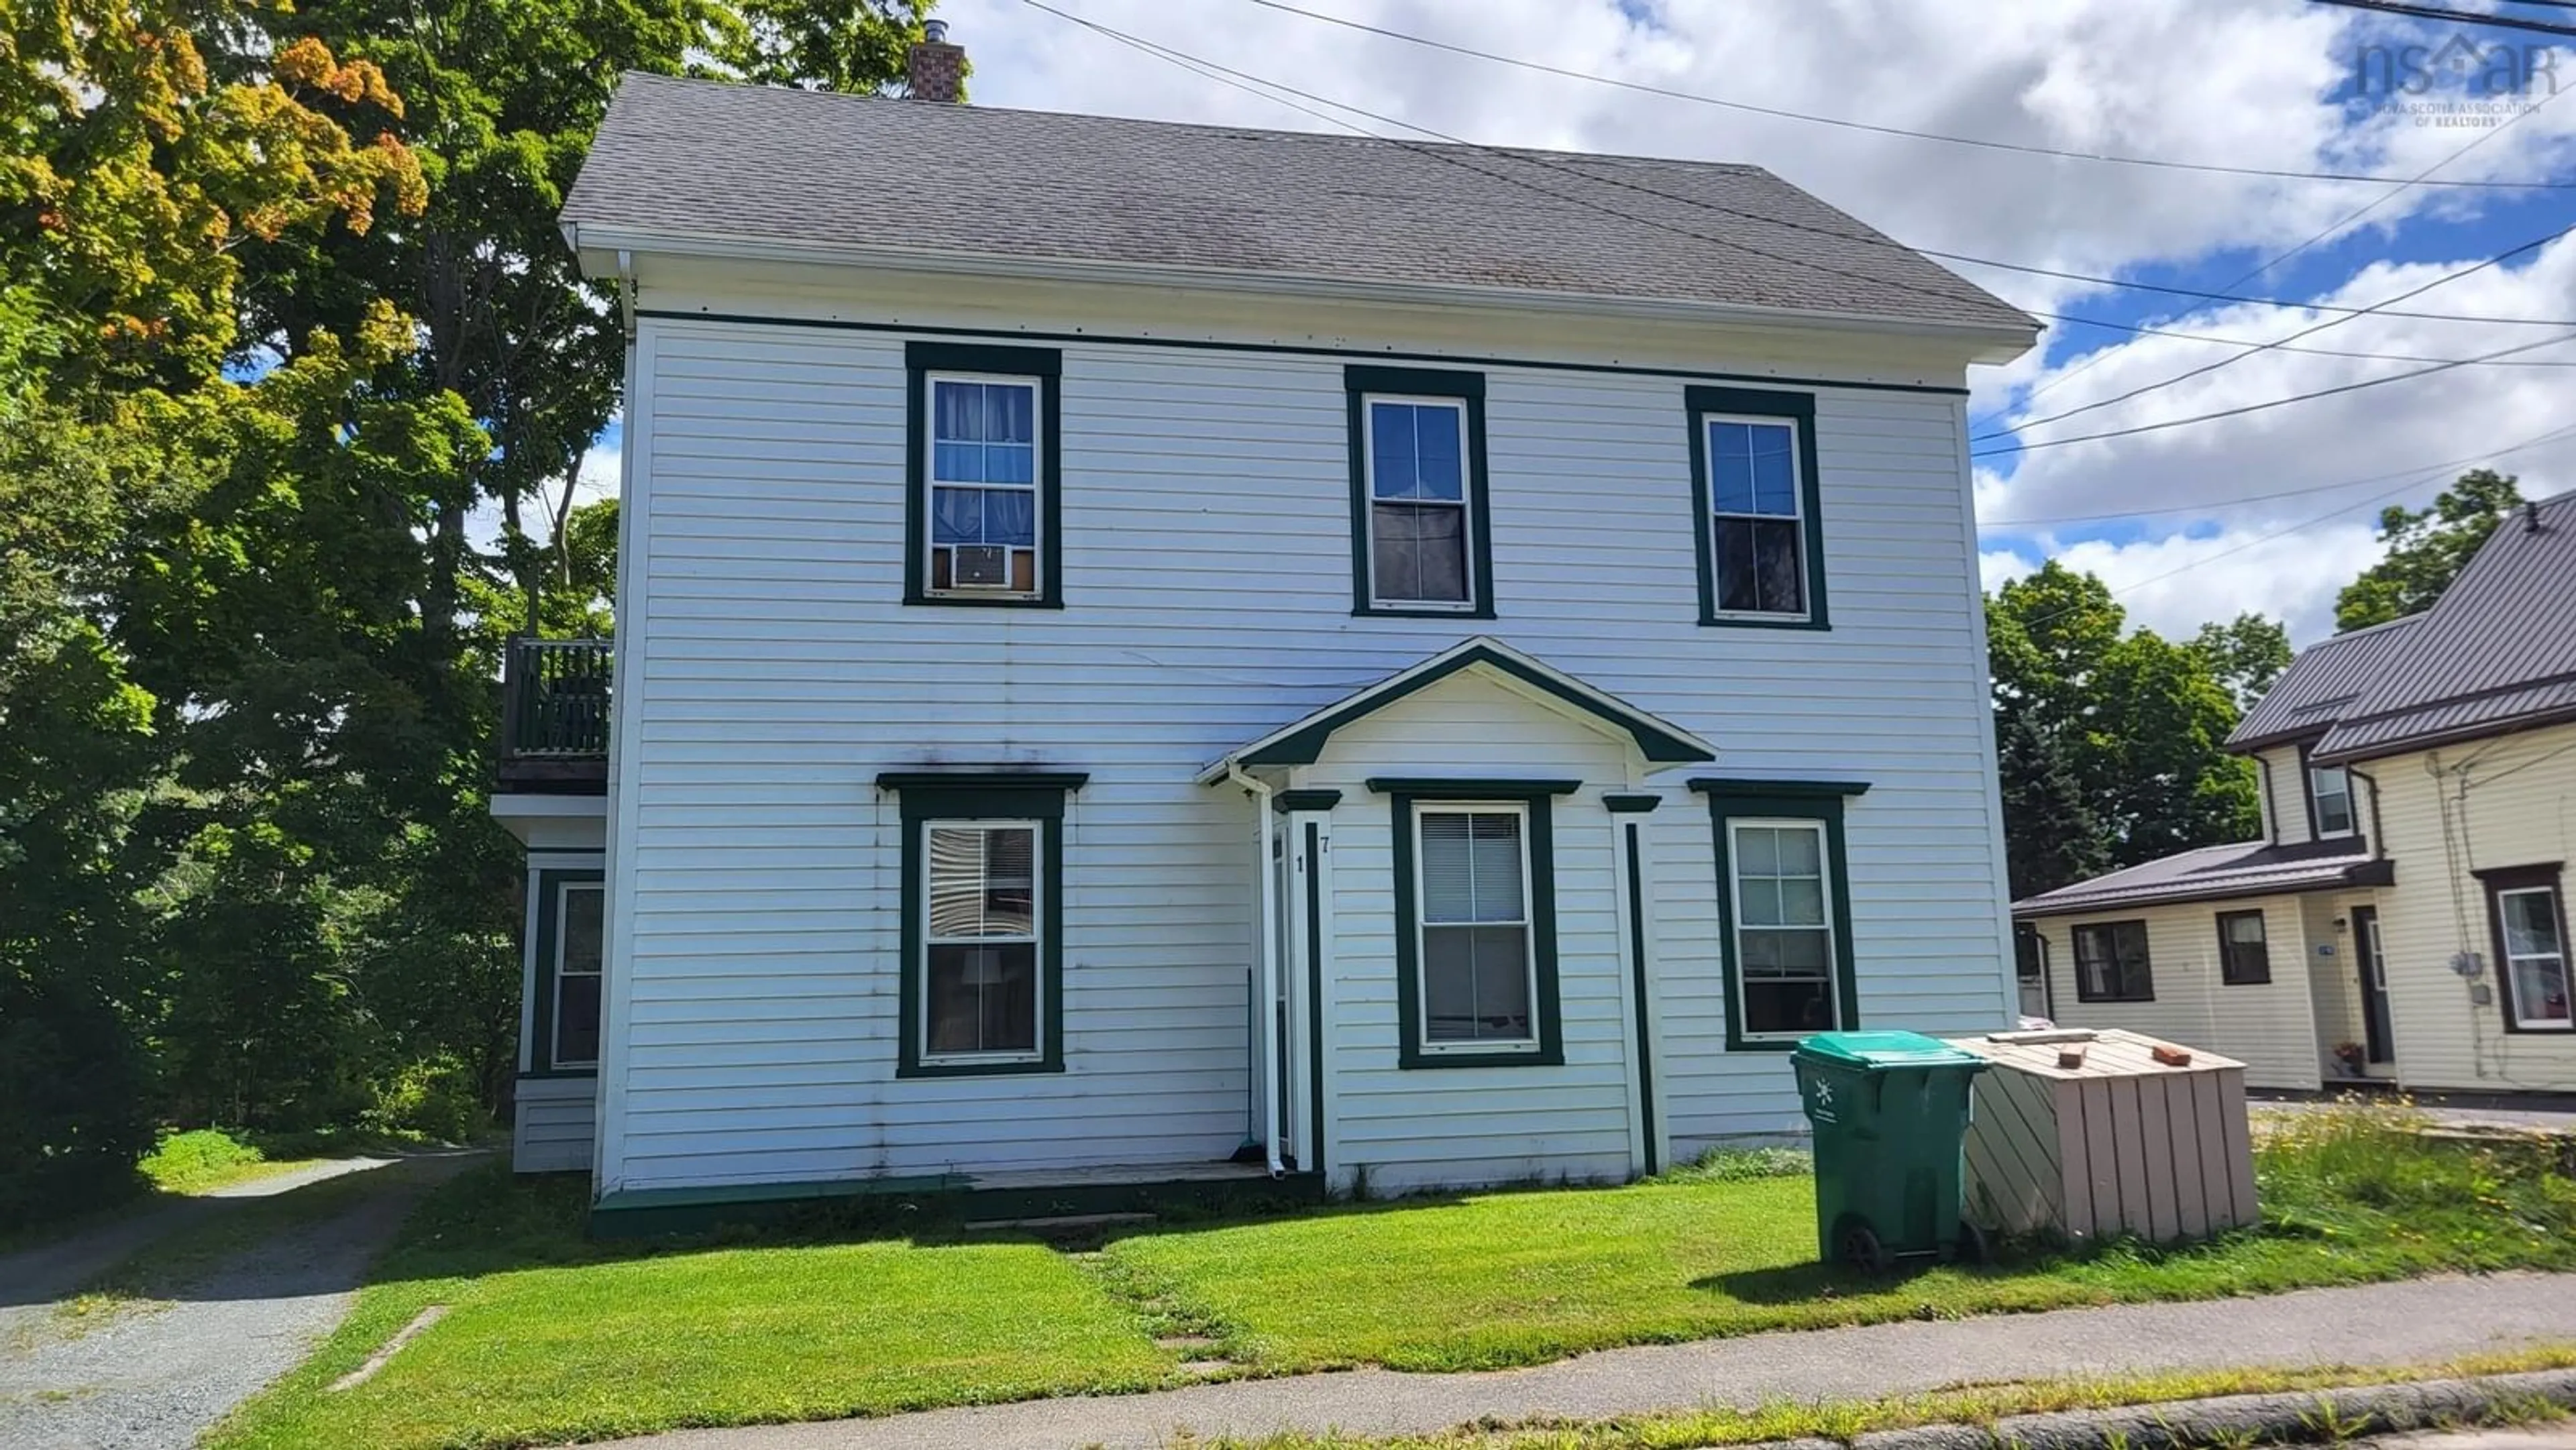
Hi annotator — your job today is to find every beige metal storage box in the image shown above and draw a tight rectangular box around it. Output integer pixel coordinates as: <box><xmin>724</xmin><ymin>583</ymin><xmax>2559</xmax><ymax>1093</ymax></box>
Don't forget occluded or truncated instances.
<box><xmin>1951</xmin><ymin>1028</ymin><xmax>2257</xmax><ymax>1245</ymax></box>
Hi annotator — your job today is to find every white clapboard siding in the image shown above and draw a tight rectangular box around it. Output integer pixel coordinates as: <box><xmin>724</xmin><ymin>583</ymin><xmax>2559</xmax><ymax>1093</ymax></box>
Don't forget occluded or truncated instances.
<box><xmin>2257</xmin><ymin>748</ymin><xmax>2311</xmax><ymax>846</ymax></box>
<box><xmin>2363</xmin><ymin>722</ymin><xmax>2576</xmax><ymax>1090</ymax></box>
<box><xmin>599</xmin><ymin>300</ymin><xmax>2015</xmax><ymax>1194</ymax></box>
<box><xmin>2029</xmin><ymin>898</ymin><xmax>2324</xmax><ymax>1091</ymax></box>
<box><xmin>1955</xmin><ymin>1029</ymin><xmax>2257</xmax><ymax>1243</ymax></box>
<box><xmin>513</xmin><ymin>1076</ymin><xmax>598</xmax><ymax>1174</ymax></box>
<box><xmin>1300</xmin><ymin>671</ymin><xmax>1638</xmax><ymax>1193</ymax></box>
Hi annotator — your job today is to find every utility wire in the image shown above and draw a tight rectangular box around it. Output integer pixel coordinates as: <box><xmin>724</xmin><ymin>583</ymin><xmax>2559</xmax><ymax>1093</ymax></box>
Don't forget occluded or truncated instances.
<box><xmin>1983</xmin><ymin>421</ymin><xmax>2576</xmax><ymax>526</ymax></box>
<box><xmin>1981</xmin><ymin>221</ymin><xmax>2576</xmax><ymax>443</ymax></box>
<box><xmin>2309</xmin><ymin>0</ymin><xmax>2576</xmax><ymax>39</ymax></box>
<box><xmin>1019</xmin><ymin>0</ymin><xmax>2576</xmax><ymax>335</ymax></box>
<box><xmin>1236</xmin><ymin>0</ymin><xmax>2576</xmax><ymax>190</ymax></box>
<box><xmin>2018</xmin><ymin>68</ymin><xmax>2572</xmax><ymax>409</ymax></box>
<box><xmin>2003</xmin><ymin>419</ymin><xmax>2576</xmax><ymax>626</ymax></box>
<box><xmin>1970</xmin><ymin>327</ymin><xmax>2576</xmax><ymax>456</ymax></box>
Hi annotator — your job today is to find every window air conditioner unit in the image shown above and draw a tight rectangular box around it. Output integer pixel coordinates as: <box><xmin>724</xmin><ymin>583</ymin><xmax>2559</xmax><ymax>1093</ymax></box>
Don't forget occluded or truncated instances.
<box><xmin>951</xmin><ymin>545</ymin><xmax>1010</xmax><ymax>588</ymax></box>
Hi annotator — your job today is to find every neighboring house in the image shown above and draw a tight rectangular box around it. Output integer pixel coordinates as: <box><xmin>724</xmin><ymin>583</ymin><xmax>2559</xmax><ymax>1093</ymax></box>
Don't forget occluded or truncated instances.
<box><xmin>488</xmin><ymin>30</ymin><xmax>2041</xmax><ymax>1223</ymax></box>
<box><xmin>2015</xmin><ymin>492</ymin><xmax>2576</xmax><ymax>1093</ymax></box>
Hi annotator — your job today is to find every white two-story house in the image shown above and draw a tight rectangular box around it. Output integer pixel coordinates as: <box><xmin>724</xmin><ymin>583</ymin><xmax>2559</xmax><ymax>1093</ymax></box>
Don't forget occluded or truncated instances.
<box><xmin>487</xmin><ymin>34</ymin><xmax>2039</xmax><ymax>1228</ymax></box>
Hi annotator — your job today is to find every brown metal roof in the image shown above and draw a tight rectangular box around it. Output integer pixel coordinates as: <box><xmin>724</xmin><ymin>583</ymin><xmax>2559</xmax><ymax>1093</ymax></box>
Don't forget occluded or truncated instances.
<box><xmin>2226</xmin><ymin>613</ymin><xmax>2422</xmax><ymax>750</ymax></box>
<box><xmin>563</xmin><ymin>73</ymin><xmax>2037</xmax><ymax>335</ymax></box>
<box><xmin>2314</xmin><ymin>490</ymin><xmax>2576</xmax><ymax>762</ymax></box>
<box><xmin>2012</xmin><ymin>837</ymin><xmax>2392</xmax><ymax>917</ymax></box>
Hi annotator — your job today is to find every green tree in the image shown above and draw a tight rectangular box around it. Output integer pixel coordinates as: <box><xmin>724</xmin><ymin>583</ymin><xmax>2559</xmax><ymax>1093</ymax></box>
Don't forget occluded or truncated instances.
<box><xmin>2334</xmin><ymin>469</ymin><xmax>2524</xmax><ymax>630</ymax></box>
<box><xmin>1986</xmin><ymin>561</ymin><xmax>2267</xmax><ymax>885</ymax></box>
<box><xmin>2190</xmin><ymin>613</ymin><xmax>2294</xmax><ymax>714</ymax></box>
<box><xmin>1996</xmin><ymin>714</ymin><xmax>2106</xmax><ymax>899</ymax></box>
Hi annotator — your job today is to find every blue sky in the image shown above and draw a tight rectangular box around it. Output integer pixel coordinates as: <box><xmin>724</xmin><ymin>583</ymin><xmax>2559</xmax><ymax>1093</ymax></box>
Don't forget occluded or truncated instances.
<box><xmin>571</xmin><ymin>0</ymin><xmax>2576</xmax><ymax>644</ymax></box>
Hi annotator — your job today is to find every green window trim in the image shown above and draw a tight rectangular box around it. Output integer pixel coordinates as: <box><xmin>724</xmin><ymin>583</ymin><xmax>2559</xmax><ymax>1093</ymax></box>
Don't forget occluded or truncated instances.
<box><xmin>1240</xmin><ymin>645</ymin><xmax>1714</xmax><ymax>769</ymax></box>
<box><xmin>904</xmin><ymin>341</ymin><xmax>1064</xmax><ymax>610</ymax></box>
<box><xmin>1697</xmin><ymin>787</ymin><xmax>1862</xmax><ymax>1052</ymax></box>
<box><xmin>1345</xmin><ymin>365</ymin><xmax>1495</xmax><ymax>620</ymax></box>
<box><xmin>1620</xmin><ymin>816</ymin><xmax>1659</xmax><ymax>1174</ymax></box>
<box><xmin>1684</xmin><ymin>385</ymin><xmax>1829</xmax><ymax>631</ymax></box>
<box><xmin>528</xmin><ymin>867</ymin><xmax>604</xmax><ymax>1076</ymax></box>
<box><xmin>885</xmin><ymin>771</ymin><xmax>1088</xmax><ymax>1078</ymax></box>
<box><xmin>1385</xmin><ymin>779</ymin><xmax>1565</xmax><ymax>1070</ymax></box>
<box><xmin>1273</xmin><ymin>789</ymin><xmax>1344</xmax><ymax>814</ymax></box>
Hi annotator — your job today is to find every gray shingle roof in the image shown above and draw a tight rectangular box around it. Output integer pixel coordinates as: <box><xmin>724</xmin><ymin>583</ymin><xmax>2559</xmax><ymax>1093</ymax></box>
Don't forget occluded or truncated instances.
<box><xmin>563</xmin><ymin>74</ymin><xmax>2035</xmax><ymax>335</ymax></box>
<box><xmin>2226</xmin><ymin>612</ymin><xmax>2423</xmax><ymax>750</ymax></box>
<box><xmin>2012</xmin><ymin>838</ymin><xmax>2392</xmax><ymax>917</ymax></box>
<box><xmin>2314</xmin><ymin>490</ymin><xmax>2576</xmax><ymax>762</ymax></box>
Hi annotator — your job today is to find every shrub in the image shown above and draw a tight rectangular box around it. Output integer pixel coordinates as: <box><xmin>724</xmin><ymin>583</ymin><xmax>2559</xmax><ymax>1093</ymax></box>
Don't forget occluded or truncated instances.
<box><xmin>366</xmin><ymin>1054</ymin><xmax>486</xmax><ymax>1144</ymax></box>
<box><xmin>140</xmin><ymin>1128</ymin><xmax>267</xmax><ymax>1193</ymax></box>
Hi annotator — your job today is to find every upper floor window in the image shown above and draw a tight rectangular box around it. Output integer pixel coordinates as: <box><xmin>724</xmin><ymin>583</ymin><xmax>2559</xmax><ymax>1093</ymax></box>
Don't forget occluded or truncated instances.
<box><xmin>1346</xmin><ymin>366</ymin><xmax>1493</xmax><ymax>618</ymax></box>
<box><xmin>2072</xmin><ymin>919</ymin><xmax>2154</xmax><ymax>1003</ymax></box>
<box><xmin>905</xmin><ymin>342</ymin><xmax>1061</xmax><ymax>608</ymax></box>
<box><xmin>2308</xmin><ymin>761</ymin><xmax>2355</xmax><ymax>838</ymax></box>
<box><xmin>1686</xmin><ymin>386</ymin><xmax>1828</xmax><ymax>630</ymax></box>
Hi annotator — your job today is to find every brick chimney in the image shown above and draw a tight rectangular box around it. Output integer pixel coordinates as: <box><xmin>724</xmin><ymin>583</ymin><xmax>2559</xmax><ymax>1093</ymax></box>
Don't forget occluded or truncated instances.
<box><xmin>908</xmin><ymin>19</ymin><xmax>963</xmax><ymax>103</ymax></box>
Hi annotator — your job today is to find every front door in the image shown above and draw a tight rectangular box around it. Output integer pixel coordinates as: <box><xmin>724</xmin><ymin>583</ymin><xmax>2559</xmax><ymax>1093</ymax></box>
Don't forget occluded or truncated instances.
<box><xmin>2351</xmin><ymin>905</ymin><xmax>2395</xmax><ymax>1065</ymax></box>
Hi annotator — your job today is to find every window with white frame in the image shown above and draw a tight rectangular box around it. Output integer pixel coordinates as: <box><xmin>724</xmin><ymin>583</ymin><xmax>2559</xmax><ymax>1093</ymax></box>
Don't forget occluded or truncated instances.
<box><xmin>2486</xmin><ymin>869</ymin><xmax>2571</xmax><ymax>1031</ymax></box>
<box><xmin>552</xmin><ymin>880</ymin><xmax>604</xmax><ymax>1068</ymax></box>
<box><xmin>922</xmin><ymin>822</ymin><xmax>1043</xmax><ymax>1060</ymax></box>
<box><xmin>1414</xmin><ymin>806</ymin><xmax>1537</xmax><ymax>1047</ymax></box>
<box><xmin>926</xmin><ymin>374</ymin><xmax>1042</xmax><ymax>597</ymax></box>
<box><xmin>2308</xmin><ymin>761</ymin><xmax>2356</xmax><ymax>838</ymax></box>
<box><xmin>1364</xmin><ymin>396</ymin><xmax>1474</xmax><ymax>608</ymax></box>
<box><xmin>1705</xmin><ymin>416</ymin><xmax>1808</xmax><ymax>617</ymax></box>
<box><xmin>1727</xmin><ymin>820</ymin><xmax>1838</xmax><ymax>1038</ymax></box>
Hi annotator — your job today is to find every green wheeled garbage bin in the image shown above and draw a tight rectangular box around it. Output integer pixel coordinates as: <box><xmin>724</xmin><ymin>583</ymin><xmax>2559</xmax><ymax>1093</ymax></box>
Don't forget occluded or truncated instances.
<box><xmin>1791</xmin><ymin>1030</ymin><xmax>1988</xmax><ymax>1272</ymax></box>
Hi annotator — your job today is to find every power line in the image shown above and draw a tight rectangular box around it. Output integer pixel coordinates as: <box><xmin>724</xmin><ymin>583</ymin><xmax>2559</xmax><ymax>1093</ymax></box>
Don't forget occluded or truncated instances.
<box><xmin>2017</xmin><ymin>67</ymin><xmax>2571</xmax><ymax>409</ymax></box>
<box><xmin>2309</xmin><ymin>0</ymin><xmax>2576</xmax><ymax>39</ymax></box>
<box><xmin>1982</xmin><ymin>421</ymin><xmax>2576</xmax><ymax>526</ymax></box>
<box><xmin>1970</xmin><ymin>327</ymin><xmax>2576</xmax><ymax>457</ymax></box>
<box><xmin>1236</xmin><ymin>0</ymin><xmax>2576</xmax><ymax>190</ymax></box>
<box><xmin>1980</xmin><ymin>221</ymin><xmax>2576</xmax><ymax>443</ymax></box>
<box><xmin>2004</xmin><ymin>419</ymin><xmax>2576</xmax><ymax>626</ymax></box>
<box><xmin>1021</xmin><ymin>0</ymin><xmax>2576</xmax><ymax>333</ymax></box>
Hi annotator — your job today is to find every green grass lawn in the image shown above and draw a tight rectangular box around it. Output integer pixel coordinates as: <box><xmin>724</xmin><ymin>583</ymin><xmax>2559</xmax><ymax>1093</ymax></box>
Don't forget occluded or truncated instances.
<box><xmin>1110</xmin><ymin>1105</ymin><xmax>2576</xmax><ymax>1373</ymax></box>
<box><xmin>208</xmin><ymin>1173</ymin><xmax>1179</xmax><ymax>1450</ymax></box>
<box><xmin>211</xmin><ymin>1103</ymin><xmax>2576</xmax><ymax>1449</ymax></box>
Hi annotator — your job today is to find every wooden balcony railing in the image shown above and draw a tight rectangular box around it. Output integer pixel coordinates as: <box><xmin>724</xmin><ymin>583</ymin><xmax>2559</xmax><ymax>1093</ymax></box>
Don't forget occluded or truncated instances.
<box><xmin>498</xmin><ymin>638</ymin><xmax>610</xmax><ymax>792</ymax></box>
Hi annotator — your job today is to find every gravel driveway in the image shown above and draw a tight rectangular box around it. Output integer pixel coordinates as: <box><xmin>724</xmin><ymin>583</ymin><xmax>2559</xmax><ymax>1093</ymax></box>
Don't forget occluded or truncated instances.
<box><xmin>0</xmin><ymin>1151</ymin><xmax>482</xmax><ymax>1450</ymax></box>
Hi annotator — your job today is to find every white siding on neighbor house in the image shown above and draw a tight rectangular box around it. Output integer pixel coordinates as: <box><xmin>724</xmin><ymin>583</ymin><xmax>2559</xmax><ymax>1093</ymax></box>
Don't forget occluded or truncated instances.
<box><xmin>596</xmin><ymin>292</ymin><xmax>2015</xmax><ymax>1195</ymax></box>
<box><xmin>2361</xmin><ymin>723</ymin><xmax>2576</xmax><ymax>1091</ymax></box>
<box><xmin>2032</xmin><ymin>898</ymin><xmax>2325</xmax><ymax>1091</ymax></box>
<box><xmin>513</xmin><ymin>1075</ymin><xmax>597</xmax><ymax>1174</ymax></box>
<box><xmin>2257</xmin><ymin>747</ymin><xmax>2308</xmax><ymax>846</ymax></box>
<box><xmin>2300</xmin><ymin>891</ymin><xmax>2383</xmax><ymax>1080</ymax></box>
<box><xmin>1297</xmin><ymin>671</ymin><xmax>1639</xmax><ymax>1192</ymax></box>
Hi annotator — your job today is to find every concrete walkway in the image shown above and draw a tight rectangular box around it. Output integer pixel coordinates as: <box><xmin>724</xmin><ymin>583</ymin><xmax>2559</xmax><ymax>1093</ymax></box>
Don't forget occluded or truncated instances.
<box><xmin>612</xmin><ymin>1273</ymin><xmax>2576</xmax><ymax>1450</ymax></box>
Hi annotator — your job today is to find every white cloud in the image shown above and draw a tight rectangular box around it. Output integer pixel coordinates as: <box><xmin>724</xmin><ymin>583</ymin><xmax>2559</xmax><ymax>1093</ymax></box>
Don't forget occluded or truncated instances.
<box><xmin>1982</xmin><ymin>519</ymin><xmax>2387</xmax><ymax>645</ymax></box>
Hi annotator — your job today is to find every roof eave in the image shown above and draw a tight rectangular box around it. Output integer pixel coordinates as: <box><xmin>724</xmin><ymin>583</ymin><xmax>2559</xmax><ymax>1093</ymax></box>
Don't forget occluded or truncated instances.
<box><xmin>561</xmin><ymin>221</ymin><xmax>2041</xmax><ymax>359</ymax></box>
<box><xmin>2012</xmin><ymin>863</ymin><xmax>2385</xmax><ymax>918</ymax></box>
